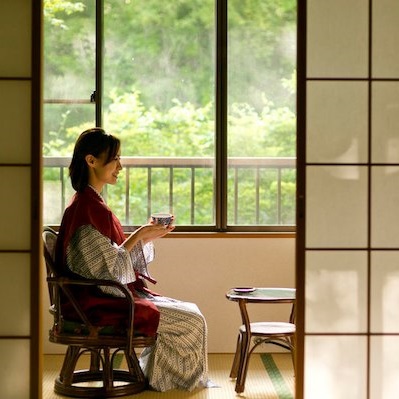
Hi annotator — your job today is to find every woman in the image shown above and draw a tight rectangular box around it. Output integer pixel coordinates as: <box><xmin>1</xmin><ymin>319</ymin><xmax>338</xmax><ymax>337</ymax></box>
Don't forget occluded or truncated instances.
<box><xmin>55</xmin><ymin>127</ymin><xmax>209</xmax><ymax>391</ymax></box>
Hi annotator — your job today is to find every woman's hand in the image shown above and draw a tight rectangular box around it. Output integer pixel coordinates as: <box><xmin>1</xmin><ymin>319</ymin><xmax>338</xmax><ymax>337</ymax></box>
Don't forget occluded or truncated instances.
<box><xmin>123</xmin><ymin>217</ymin><xmax>175</xmax><ymax>250</ymax></box>
<box><xmin>138</xmin><ymin>220</ymin><xmax>175</xmax><ymax>244</ymax></box>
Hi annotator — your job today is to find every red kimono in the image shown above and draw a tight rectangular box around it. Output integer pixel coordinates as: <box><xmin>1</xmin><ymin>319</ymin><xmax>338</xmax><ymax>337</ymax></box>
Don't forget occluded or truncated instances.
<box><xmin>55</xmin><ymin>186</ymin><xmax>160</xmax><ymax>337</ymax></box>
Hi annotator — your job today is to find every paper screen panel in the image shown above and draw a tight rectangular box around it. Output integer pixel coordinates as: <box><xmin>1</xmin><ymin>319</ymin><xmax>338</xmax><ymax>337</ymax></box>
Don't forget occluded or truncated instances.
<box><xmin>0</xmin><ymin>340</ymin><xmax>30</xmax><ymax>398</ymax></box>
<box><xmin>306</xmin><ymin>166</ymin><xmax>368</xmax><ymax>248</ymax></box>
<box><xmin>304</xmin><ymin>336</ymin><xmax>367</xmax><ymax>399</ymax></box>
<box><xmin>0</xmin><ymin>253</ymin><xmax>30</xmax><ymax>335</ymax></box>
<box><xmin>371</xmin><ymin>166</ymin><xmax>399</xmax><ymax>247</ymax></box>
<box><xmin>370</xmin><ymin>251</ymin><xmax>399</xmax><ymax>333</ymax></box>
<box><xmin>0</xmin><ymin>0</ymin><xmax>31</xmax><ymax>77</ymax></box>
<box><xmin>372</xmin><ymin>0</ymin><xmax>399</xmax><ymax>78</ymax></box>
<box><xmin>305</xmin><ymin>250</ymin><xmax>367</xmax><ymax>333</ymax></box>
<box><xmin>370</xmin><ymin>336</ymin><xmax>399</xmax><ymax>399</ymax></box>
<box><xmin>0</xmin><ymin>167</ymin><xmax>31</xmax><ymax>250</ymax></box>
<box><xmin>0</xmin><ymin>81</ymin><xmax>31</xmax><ymax>163</ymax></box>
<box><xmin>307</xmin><ymin>0</ymin><xmax>368</xmax><ymax>78</ymax></box>
<box><xmin>371</xmin><ymin>82</ymin><xmax>399</xmax><ymax>163</ymax></box>
<box><xmin>307</xmin><ymin>81</ymin><xmax>368</xmax><ymax>164</ymax></box>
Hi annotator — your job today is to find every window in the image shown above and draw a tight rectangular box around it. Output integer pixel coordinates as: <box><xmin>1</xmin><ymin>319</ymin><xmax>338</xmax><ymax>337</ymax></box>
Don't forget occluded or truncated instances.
<box><xmin>43</xmin><ymin>0</ymin><xmax>296</xmax><ymax>232</ymax></box>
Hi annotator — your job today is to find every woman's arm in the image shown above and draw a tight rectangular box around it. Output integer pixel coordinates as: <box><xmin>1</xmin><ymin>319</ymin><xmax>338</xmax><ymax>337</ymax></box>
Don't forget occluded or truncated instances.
<box><xmin>66</xmin><ymin>225</ymin><xmax>137</xmax><ymax>296</ymax></box>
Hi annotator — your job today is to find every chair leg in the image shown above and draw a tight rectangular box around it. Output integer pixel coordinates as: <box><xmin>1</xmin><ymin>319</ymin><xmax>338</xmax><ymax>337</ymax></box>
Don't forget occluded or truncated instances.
<box><xmin>230</xmin><ymin>333</ymin><xmax>243</xmax><ymax>379</ymax></box>
<box><xmin>102</xmin><ymin>347</ymin><xmax>113</xmax><ymax>391</ymax></box>
<box><xmin>290</xmin><ymin>342</ymin><xmax>296</xmax><ymax>376</ymax></box>
<box><xmin>125</xmin><ymin>349</ymin><xmax>146</xmax><ymax>384</ymax></box>
<box><xmin>89</xmin><ymin>349</ymin><xmax>101</xmax><ymax>372</ymax></box>
<box><xmin>58</xmin><ymin>346</ymin><xmax>81</xmax><ymax>386</ymax></box>
<box><xmin>235</xmin><ymin>332</ymin><xmax>251</xmax><ymax>393</ymax></box>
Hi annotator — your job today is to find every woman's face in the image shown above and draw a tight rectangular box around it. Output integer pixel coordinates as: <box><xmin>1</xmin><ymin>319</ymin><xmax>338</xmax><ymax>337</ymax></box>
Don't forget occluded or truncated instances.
<box><xmin>89</xmin><ymin>149</ymin><xmax>122</xmax><ymax>186</ymax></box>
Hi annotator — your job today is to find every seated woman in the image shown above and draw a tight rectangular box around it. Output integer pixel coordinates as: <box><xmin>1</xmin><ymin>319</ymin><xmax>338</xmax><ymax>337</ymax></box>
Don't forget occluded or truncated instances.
<box><xmin>55</xmin><ymin>127</ymin><xmax>209</xmax><ymax>392</ymax></box>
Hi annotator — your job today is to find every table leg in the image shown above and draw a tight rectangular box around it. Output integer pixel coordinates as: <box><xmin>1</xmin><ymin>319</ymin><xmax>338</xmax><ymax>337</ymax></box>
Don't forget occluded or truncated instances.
<box><xmin>235</xmin><ymin>331</ymin><xmax>251</xmax><ymax>393</ymax></box>
<box><xmin>230</xmin><ymin>333</ymin><xmax>243</xmax><ymax>378</ymax></box>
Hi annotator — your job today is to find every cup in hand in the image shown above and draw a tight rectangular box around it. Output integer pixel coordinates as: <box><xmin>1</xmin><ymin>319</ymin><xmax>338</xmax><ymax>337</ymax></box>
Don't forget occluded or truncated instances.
<box><xmin>151</xmin><ymin>212</ymin><xmax>173</xmax><ymax>226</ymax></box>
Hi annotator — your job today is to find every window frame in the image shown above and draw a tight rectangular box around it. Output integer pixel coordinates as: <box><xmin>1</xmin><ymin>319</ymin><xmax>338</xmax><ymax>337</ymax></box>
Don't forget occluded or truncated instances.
<box><xmin>44</xmin><ymin>0</ymin><xmax>296</xmax><ymax>234</ymax></box>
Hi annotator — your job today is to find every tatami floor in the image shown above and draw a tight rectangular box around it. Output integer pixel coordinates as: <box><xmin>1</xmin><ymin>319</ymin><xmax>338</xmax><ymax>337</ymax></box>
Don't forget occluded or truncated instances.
<box><xmin>43</xmin><ymin>353</ymin><xmax>295</xmax><ymax>399</ymax></box>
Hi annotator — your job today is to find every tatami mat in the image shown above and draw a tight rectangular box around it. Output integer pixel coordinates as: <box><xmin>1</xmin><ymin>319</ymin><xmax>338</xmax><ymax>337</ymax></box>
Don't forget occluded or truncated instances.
<box><xmin>43</xmin><ymin>353</ymin><xmax>295</xmax><ymax>399</ymax></box>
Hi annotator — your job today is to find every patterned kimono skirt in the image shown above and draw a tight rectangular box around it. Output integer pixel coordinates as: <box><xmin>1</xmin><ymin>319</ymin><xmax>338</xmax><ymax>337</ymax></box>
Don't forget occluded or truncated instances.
<box><xmin>139</xmin><ymin>296</ymin><xmax>209</xmax><ymax>392</ymax></box>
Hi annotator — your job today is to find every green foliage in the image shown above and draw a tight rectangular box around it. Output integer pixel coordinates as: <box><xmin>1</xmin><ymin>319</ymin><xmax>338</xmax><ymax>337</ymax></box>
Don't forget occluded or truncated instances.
<box><xmin>45</xmin><ymin>88</ymin><xmax>295</xmax><ymax>159</ymax></box>
<box><xmin>105</xmin><ymin>90</ymin><xmax>214</xmax><ymax>157</ymax></box>
<box><xmin>44</xmin><ymin>0</ymin><xmax>85</xmax><ymax>29</ymax></box>
<box><xmin>228</xmin><ymin>96</ymin><xmax>296</xmax><ymax>157</ymax></box>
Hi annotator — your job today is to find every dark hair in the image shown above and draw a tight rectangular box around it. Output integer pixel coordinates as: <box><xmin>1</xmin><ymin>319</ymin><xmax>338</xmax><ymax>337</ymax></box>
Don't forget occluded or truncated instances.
<box><xmin>69</xmin><ymin>127</ymin><xmax>121</xmax><ymax>192</ymax></box>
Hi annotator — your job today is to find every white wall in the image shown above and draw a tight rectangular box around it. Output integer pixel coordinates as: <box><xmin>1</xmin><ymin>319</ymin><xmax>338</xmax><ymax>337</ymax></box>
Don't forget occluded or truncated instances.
<box><xmin>43</xmin><ymin>236</ymin><xmax>295</xmax><ymax>353</ymax></box>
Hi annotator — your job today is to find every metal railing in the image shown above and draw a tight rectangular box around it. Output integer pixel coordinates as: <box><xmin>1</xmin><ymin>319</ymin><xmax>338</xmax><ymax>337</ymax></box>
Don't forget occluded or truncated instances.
<box><xmin>43</xmin><ymin>156</ymin><xmax>296</xmax><ymax>228</ymax></box>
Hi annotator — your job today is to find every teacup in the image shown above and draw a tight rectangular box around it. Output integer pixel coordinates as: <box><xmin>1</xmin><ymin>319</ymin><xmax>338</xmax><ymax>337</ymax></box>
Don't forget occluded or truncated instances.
<box><xmin>151</xmin><ymin>212</ymin><xmax>173</xmax><ymax>226</ymax></box>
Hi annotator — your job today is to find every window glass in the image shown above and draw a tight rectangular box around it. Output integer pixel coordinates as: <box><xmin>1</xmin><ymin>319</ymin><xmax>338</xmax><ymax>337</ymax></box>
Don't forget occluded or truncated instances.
<box><xmin>43</xmin><ymin>0</ymin><xmax>95</xmax><ymax>101</ymax></box>
<box><xmin>103</xmin><ymin>0</ymin><xmax>215</xmax><ymax>226</ymax></box>
<box><xmin>43</xmin><ymin>0</ymin><xmax>96</xmax><ymax>224</ymax></box>
<box><xmin>228</xmin><ymin>0</ymin><xmax>297</xmax><ymax>226</ymax></box>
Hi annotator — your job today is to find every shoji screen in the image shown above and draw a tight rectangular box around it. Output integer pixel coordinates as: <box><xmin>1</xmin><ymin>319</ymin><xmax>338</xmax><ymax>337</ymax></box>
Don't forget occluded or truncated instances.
<box><xmin>298</xmin><ymin>0</ymin><xmax>399</xmax><ymax>398</ymax></box>
<box><xmin>0</xmin><ymin>1</ymin><xmax>41</xmax><ymax>398</ymax></box>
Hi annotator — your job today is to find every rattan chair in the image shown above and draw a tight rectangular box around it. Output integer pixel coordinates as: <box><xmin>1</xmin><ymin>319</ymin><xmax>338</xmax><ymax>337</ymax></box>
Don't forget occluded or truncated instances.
<box><xmin>43</xmin><ymin>227</ymin><xmax>157</xmax><ymax>398</ymax></box>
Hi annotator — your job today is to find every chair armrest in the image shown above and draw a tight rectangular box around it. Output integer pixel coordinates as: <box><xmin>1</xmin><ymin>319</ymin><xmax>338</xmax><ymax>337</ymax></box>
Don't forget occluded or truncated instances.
<box><xmin>49</xmin><ymin>276</ymin><xmax>134</xmax><ymax>299</ymax></box>
<box><xmin>47</xmin><ymin>276</ymin><xmax>135</xmax><ymax>342</ymax></box>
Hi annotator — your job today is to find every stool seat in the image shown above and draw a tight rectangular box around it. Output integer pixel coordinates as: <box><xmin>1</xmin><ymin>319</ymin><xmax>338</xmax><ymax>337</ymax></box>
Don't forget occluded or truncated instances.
<box><xmin>240</xmin><ymin>321</ymin><xmax>296</xmax><ymax>336</ymax></box>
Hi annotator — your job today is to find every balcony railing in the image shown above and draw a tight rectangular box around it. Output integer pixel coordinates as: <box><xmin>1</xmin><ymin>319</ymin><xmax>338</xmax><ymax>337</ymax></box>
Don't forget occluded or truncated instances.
<box><xmin>43</xmin><ymin>156</ymin><xmax>296</xmax><ymax>229</ymax></box>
